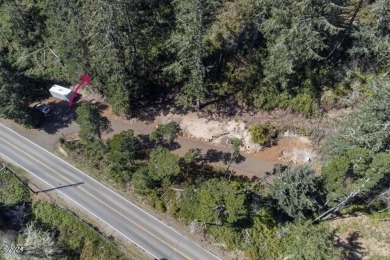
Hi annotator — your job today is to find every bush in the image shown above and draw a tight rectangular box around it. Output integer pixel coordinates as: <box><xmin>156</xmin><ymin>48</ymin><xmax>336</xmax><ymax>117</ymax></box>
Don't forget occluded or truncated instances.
<box><xmin>132</xmin><ymin>167</ymin><xmax>154</xmax><ymax>195</ymax></box>
<box><xmin>289</xmin><ymin>92</ymin><xmax>319</xmax><ymax>117</ymax></box>
<box><xmin>32</xmin><ymin>201</ymin><xmax>127</xmax><ymax>259</ymax></box>
<box><xmin>246</xmin><ymin>220</ymin><xmax>342</xmax><ymax>259</ymax></box>
<box><xmin>155</xmin><ymin>200</ymin><xmax>167</xmax><ymax>213</ymax></box>
<box><xmin>0</xmin><ymin>165</ymin><xmax>30</xmax><ymax>205</ymax></box>
<box><xmin>147</xmin><ymin>192</ymin><xmax>166</xmax><ymax>212</ymax></box>
<box><xmin>249</xmin><ymin>125</ymin><xmax>277</xmax><ymax>146</ymax></box>
<box><xmin>208</xmin><ymin>225</ymin><xmax>243</xmax><ymax>249</ymax></box>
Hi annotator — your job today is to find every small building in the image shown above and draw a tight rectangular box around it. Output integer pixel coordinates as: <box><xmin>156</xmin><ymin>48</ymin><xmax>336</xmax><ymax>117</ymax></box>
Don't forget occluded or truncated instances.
<box><xmin>49</xmin><ymin>85</ymin><xmax>73</xmax><ymax>102</ymax></box>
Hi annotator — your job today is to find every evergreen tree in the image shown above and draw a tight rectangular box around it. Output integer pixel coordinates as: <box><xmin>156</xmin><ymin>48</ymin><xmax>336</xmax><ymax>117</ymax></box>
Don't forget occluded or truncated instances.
<box><xmin>270</xmin><ymin>165</ymin><xmax>322</xmax><ymax>221</ymax></box>
<box><xmin>165</xmin><ymin>0</ymin><xmax>220</xmax><ymax>109</ymax></box>
<box><xmin>258</xmin><ymin>0</ymin><xmax>349</xmax><ymax>91</ymax></box>
<box><xmin>75</xmin><ymin>103</ymin><xmax>110</xmax><ymax>145</ymax></box>
<box><xmin>349</xmin><ymin>0</ymin><xmax>390</xmax><ymax>70</ymax></box>
<box><xmin>321</xmin><ymin>76</ymin><xmax>390</xmax><ymax>205</ymax></box>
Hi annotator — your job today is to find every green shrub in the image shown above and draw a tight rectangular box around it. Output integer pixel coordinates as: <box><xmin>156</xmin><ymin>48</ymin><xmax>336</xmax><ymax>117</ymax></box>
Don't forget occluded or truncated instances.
<box><xmin>246</xmin><ymin>221</ymin><xmax>342</xmax><ymax>259</ymax></box>
<box><xmin>208</xmin><ymin>225</ymin><xmax>243</xmax><ymax>249</ymax></box>
<box><xmin>0</xmin><ymin>165</ymin><xmax>29</xmax><ymax>205</ymax></box>
<box><xmin>321</xmin><ymin>89</ymin><xmax>338</xmax><ymax>110</ymax></box>
<box><xmin>289</xmin><ymin>92</ymin><xmax>319</xmax><ymax>117</ymax></box>
<box><xmin>249</xmin><ymin>125</ymin><xmax>277</xmax><ymax>146</ymax></box>
<box><xmin>155</xmin><ymin>200</ymin><xmax>167</xmax><ymax>213</ymax></box>
<box><xmin>132</xmin><ymin>166</ymin><xmax>154</xmax><ymax>195</ymax></box>
<box><xmin>33</xmin><ymin>201</ymin><xmax>127</xmax><ymax>259</ymax></box>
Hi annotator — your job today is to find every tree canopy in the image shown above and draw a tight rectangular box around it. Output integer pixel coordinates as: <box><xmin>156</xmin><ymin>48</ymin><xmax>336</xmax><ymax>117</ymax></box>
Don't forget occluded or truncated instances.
<box><xmin>1</xmin><ymin>1</ymin><xmax>389</xmax><ymax>258</ymax></box>
<box><xmin>270</xmin><ymin>165</ymin><xmax>323</xmax><ymax>221</ymax></box>
<box><xmin>178</xmin><ymin>178</ymin><xmax>249</xmax><ymax>225</ymax></box>
<box><xmin>148</xmin><ymin>146</ymin><xmax>181</xmax><ymax>187</ymax></box>
<box><xmin>1</xmin><ymin>0</ymin><xmax>388</xmax><ymax>120</ymax></box>
<box><xmin>75</xmin><ymin>103</ymin><xmax>110</xmax><ymax>145</ymax></box>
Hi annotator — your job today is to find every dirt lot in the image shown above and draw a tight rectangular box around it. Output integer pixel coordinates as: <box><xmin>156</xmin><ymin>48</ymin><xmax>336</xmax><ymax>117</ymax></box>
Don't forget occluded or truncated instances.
<box><xmin>4</xmin><ymin>89</ymin><xmax>320</xmax><ymax>180</ymax></box>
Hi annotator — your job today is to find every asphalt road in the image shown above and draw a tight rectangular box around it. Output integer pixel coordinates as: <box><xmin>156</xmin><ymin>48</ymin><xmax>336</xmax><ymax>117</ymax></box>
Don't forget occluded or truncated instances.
<box><xmin>0</xmin><ymin>123</ymin><xmax>221</xmax><ymax>260</ymax></box>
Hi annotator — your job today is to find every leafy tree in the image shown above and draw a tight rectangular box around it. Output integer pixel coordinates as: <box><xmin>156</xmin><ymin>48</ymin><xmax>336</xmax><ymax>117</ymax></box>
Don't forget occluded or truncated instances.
<box><xmin>149</xmin><ymin>121</ymin><xmax>181</xmax><ymax>146</ymax></box>
<box><xmin>365</xmin><ymin>153</ymin><xmax>390</xmax><ymax>191</ymax></box>
<box><xmin>270</xmin><ymin>165</ymin><xmax>322</xmax><ymax>221</ymax></box>
<box><xmin>107</xmin><ymin>130</ymin><xmax>140</xmax><ymax>166</ymax></box>
<box><xmin>323</xmin><ymin>76</ymin><xmax>390</xmax><ymax>157</ymax></box>
<box><xmin>321</xmin><ymin>156</ymin><xmax>351</xmax><ymax>201</ymax></box>
<box><xmin>323</xmin><ymin>149</ymin><xmax>390</xmax><ymax>204</ymax></box>
<box><xmin>179</xmin><ymin>178</ymin><xmax>249</xmax><ymax>225</ymax></box>
<box><xmin>322</xmin><ymin>76</ymin><xmax>390</xmax><ymax>205</ymax></box>
<box><xmin>148</xmin><ymin>147</ymin><xmax>181</xmax><ymax>187</ymax></box>
<box><xmin>76</xmin><ymin>103</ymin><xmax>110</xmax><ymax>145</ymax></box>
<box><xmin>322</xmin><ymin>147</ymin><xmax>372</xmax><ymax>199</ymax></box>
<box><xmin>132</xmin><ymin>167</ymin><xmax>154</xmax><ymax>195</ymax></box>
<box><xmin>277</xmin><ymin>222</ymin><xmax>342</xmax><ymax>260</ymax></box>
<box><xmin>106</xmin><ymin>130</ymin><xmax>141</xmax><ymax>183</ymax></box>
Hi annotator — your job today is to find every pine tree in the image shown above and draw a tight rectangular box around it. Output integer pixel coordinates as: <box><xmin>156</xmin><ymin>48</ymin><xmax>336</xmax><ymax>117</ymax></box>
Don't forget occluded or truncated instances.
<box><xmin>270</xmin><ymin>165</ymin><xmax>322</xmax><ymax>221</ymax></box>
<box><xmin>258</xmin><ymin>0</ymin><xmax>350</xmax><ymax>91</ymax></box>
<box><xmin>349</xmin><ymin>0</ymin><xmax>390</xmax><ymax>70</ymax></box>
<box><xmin>165</xmin><ymin>0</ymin><xmax>220</xmax><ymax>109</ymax></box>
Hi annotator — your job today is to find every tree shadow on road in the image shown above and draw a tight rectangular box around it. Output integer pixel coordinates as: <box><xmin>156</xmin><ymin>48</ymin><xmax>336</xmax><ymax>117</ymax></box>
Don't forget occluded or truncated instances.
<box><xmin>203</xmin><ymin>149</ymin><xmax>246</xmax><ymax>165</ymax></box>
<box><xmin>130</xmin><ymin>97</ymin><xmax>190</xmax><ymax>123</ymax></box>
<box><xmin>38</xmin><ymin>99</ymin><xmax>113</xmax><ymax>135</ymax></box>
<box><xmin>38</xmin><ymin>100</ymin><xmax>78</xmax><ymax>134</ymax></box>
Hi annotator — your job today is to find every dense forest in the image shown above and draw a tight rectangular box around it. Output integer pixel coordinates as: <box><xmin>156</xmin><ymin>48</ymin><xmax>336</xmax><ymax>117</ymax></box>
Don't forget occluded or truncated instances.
<box><xmin>1</xmin><ymin>0</ymin><xmax>389</xmax><ymax>259</ymax></box>
<box><xmin>0</xmin><ymin>0</ymin><xmax>388</xmax><ymax>121</ymax></box>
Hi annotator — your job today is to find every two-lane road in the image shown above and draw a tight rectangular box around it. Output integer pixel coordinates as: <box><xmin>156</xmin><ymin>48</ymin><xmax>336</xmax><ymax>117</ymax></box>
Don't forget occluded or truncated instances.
<box><xmin>0</xmin><ymin>123</ymin><xmax>221</xmax><ymax>260</ymax></box>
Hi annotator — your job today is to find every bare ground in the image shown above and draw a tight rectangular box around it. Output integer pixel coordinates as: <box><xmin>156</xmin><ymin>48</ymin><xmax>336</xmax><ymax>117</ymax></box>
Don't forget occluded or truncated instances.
<box><xmin>331</xmin><ymin>215</ymin><xmax>390</xmax><ymax>259</ymax></box>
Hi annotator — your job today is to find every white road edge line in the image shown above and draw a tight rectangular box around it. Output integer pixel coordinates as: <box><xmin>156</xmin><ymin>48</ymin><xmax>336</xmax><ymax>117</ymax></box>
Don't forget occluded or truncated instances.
<box><xmin>0</xmin><ymin>123</ymin><xmax>222</xmax><ymax>260</ymax></box>
<box><xmin>0</xmin><ymin>152</ymin><xmax>158</xmax><ymax>260</ymax></box>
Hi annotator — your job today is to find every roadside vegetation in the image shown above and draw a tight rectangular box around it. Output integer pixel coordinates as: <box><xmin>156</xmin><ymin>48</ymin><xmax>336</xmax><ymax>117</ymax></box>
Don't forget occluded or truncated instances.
<box><xmin>0</xmin><ymin>0</ymin><xmax>389</xmax><ymax>258</ymax></box>
<box><xmin>0</xmin><ymin>162</ymin><xmax>135</xmax><ymax>259</ymax></box>
<box><xmin>61</xmin><ymin>78</ymin><xmax>389</xmax><ymax>258</ymax></box>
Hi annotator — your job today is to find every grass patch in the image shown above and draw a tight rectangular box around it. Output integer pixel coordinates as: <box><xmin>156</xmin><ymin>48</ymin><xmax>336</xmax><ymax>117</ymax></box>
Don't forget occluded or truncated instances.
<box><xmin>0</xmin><ymin>161</ymin><xmax>30</xmax><ymax>205</ymax></box>
<box><xmin>32</xmin><ymin>200</ymin><xmax>135</xmax><ymax>259</ymax></box>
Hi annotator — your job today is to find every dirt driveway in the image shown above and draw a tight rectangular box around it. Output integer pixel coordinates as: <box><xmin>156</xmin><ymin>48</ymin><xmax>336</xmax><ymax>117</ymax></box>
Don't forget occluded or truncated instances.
<box><xmin>1</xmin><ymin>97</ymin><xmax>277</xmax><ymax>179</ymax></box>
